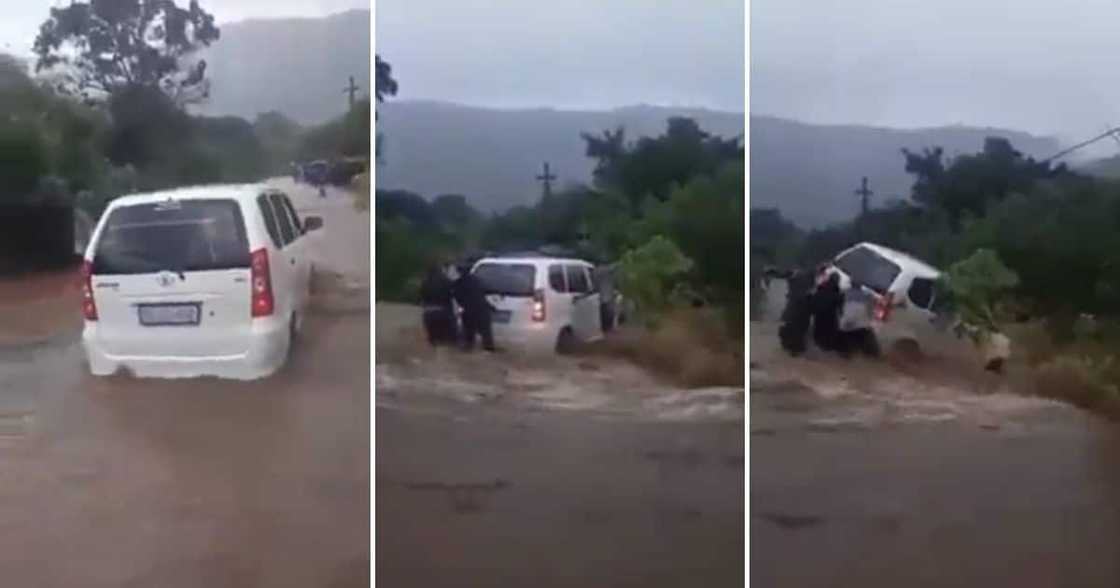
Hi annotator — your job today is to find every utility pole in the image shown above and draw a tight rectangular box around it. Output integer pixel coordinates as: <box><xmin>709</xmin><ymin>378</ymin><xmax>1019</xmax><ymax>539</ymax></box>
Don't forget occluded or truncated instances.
<box><xmin>342</xmin><ymin>76</ymin><xmax>361</xmax><ymax>109</ymax></box>
<box><xmin>536</xmin><ymin>162</ymin><xmax>557</xmax><ymax>201</ymax></box>
<box><xmin>854</xmin><ymin>176</ymin><xmax>873</xmax><ymax>218</ymax></box>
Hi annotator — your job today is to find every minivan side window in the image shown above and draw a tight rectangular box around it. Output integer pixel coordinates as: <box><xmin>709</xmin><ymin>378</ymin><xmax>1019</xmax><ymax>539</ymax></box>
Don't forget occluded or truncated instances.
<box><xmin>566</xmin><ymin>265</ymin><xmax>590</xmax><ymax>294</ymax></box>
<box><xmin>279</xmin><ymin>194</ymin><xmax>303</xmax><ymax>234</ymax></box>
<box><xmin>257</xmin><ymin>195</ymin><xmax>282</xmax><ymax>249</ymax></box>
<box><xmin>549</xmin><ymin>264</ymin><xmax>567</xmax><ymax>293</ymax></box>
<box><xmin>269</xmin><ymin>193</ymin><xmax>296</xmax><ymax>245</ymax></box>
<box><xmin>908</xmin><ymin>277</ymin><xmax>935</xmax><ymax>310</ymax></box>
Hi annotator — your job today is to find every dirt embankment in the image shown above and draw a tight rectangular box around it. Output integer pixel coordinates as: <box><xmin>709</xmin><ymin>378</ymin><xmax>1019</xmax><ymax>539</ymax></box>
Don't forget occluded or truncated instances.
<box><xmin>0</xmin><ymin>266</ymin><xmax>83</xmax><ymax>346</ymax></box>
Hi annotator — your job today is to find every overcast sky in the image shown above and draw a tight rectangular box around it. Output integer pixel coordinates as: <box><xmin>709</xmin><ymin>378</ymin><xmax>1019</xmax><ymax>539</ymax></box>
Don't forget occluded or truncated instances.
<box><xmin>0</xmin><ymin>0</ymin><xmax>368</xmax><ymax>56</ymax></box>
<box><xmin>752</xmin><ymin>0</ymin><xmax>1120</xmax><ymax>150</ymax></box>
<box><xmin>376</xmin><ymin>0</ymin><xmax>745</xmax><ymax>112</ymax></box>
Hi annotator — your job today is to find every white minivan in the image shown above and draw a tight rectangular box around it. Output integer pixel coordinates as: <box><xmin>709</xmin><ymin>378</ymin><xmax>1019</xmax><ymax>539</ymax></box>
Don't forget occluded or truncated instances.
<box><xmin>470</xmin><ymin>256</ymin><xmax>604</xmax><ymax>353</ymax></box>
<box><xmin>81</xmin><ymin>184</ymin><xmax>322</xmax><ymax>380</ymax></box>
<box><xmin>823</xmin><ymin>242</ymin><xmax>954</xmax><ymax>352</ymax></box>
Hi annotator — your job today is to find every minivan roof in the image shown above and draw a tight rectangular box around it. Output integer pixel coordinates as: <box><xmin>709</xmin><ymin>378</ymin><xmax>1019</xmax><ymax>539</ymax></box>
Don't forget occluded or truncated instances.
<box><xmin>474</xmin><ymin>256</ymin><xmax>593</xmax><ymax>266</ymax></box>
<box><xmin>850</xmin><ymin>242</ymin><xmax>940</xmax><ymax>278</ymax></box>
<box><xmin>106</xmin><ymin>184</ymin><xmax>276</xmax><ymax>210</ymax></box>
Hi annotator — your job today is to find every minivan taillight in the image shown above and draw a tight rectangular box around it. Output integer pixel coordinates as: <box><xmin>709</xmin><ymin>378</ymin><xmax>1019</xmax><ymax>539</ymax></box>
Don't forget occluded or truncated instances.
<box><xmin>874</xmin><ymin>292</ymin><xmax>893</xmax><ymax>322</ymax></box>
<box><xmin>532</xmin><ymin>289</ymin><xmax>546</xmax><ymax>322</ymax></box>
<box><xmin>250</xmin><ymin>248</ymin><xmax>274</xmax><ymax>317</ymax></box>
<box><xmin>80</xmin><ymin>260</ymin><xmax>97</xmax><ymax>321</ymax></box>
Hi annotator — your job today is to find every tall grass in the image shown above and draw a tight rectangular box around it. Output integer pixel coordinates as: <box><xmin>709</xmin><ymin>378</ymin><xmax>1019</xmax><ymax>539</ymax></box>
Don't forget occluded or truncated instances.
<box><xmin>585</xmin><ymin>307</ymin><xmax>744</xmax><ymax>388</ymax></box>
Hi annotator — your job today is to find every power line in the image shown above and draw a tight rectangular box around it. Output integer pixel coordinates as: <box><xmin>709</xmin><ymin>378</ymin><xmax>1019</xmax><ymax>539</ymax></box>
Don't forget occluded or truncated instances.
<box><xmin>1043</xmin><ymin>127</ymin><xmax>1120</xmax><ymax>164</ymax></box>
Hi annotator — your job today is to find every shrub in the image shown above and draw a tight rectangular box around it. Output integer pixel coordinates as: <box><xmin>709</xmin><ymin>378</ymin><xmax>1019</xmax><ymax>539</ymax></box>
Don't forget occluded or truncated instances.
<box><xmin>616</xmin><ymin>235</ymin><xmax>694</xmax><ymax>326</ymax></box>
<box><xmin>939</xmin><ymin>248</ymin><xmax>1019</xmax><ymax>342</ymax></box>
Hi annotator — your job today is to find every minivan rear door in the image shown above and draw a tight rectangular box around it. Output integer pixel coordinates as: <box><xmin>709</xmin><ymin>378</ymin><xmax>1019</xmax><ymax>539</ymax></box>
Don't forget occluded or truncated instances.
<box><xmin>831</xmin><ymin>245</ymin><xmax>902</xmax><ymax>297</ymax></box>
<box><xmin>565</xmin><ymin>264</ymin><xmax>601</xmax><ymax>341</ymax></box>
<box><xmin>472</xmin><ymin>262</ymin><xmax>537</xmax><ymax>326</ymax></box>
<box><xmin>275</xmin><ymin>193</ymin><xmax>311</xmax><ymax>309</ymax></box>
<box><xmin>88</xmin><ymin>199</ymin><xmax>254</xmax><ymax>358</ymax></box>
<box><xmin>267</xmin><ymin>193</ymin><xmax>304</xmax><ymax>314</ymax></box>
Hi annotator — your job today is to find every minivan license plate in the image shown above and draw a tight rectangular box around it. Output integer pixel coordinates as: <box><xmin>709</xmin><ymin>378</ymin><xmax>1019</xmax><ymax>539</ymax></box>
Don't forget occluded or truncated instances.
<box><xmin>492</xmin><ymin>310</ymin><xmax>511</xmax><ymax>324</ymax></box>
<box><xmin>138</xmin><ymin>304</ymin><xmax>200</xmax><ymax>326</ymax></box>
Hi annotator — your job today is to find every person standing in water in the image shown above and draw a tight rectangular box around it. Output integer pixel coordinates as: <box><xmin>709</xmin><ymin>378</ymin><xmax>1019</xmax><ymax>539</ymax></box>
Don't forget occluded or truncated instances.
<box><xmin>779</xmin><ymin>267</ymin><xmax>815</xmax><ymax>356</ymax></box>
<box><xmin>452</xmin><ymin>264</ymin><xmax>497</xmax><ymax>352</ymax></box>
<box><xmin>812</xmin><ymin>272</ymin><xmax>844</xmax><ymax>352</ymax></box>
<box><xmin>419</xmin><ymin>263</ymin><xmax>457</xmax><ymax>346</ymax></box>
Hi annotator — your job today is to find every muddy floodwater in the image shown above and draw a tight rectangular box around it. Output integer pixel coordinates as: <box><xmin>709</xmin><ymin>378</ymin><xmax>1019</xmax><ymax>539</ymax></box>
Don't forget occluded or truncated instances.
<box><xmin>374</xmin><ymin>303</ymin><xmax>746</xmax><ymax>586</ymax></box>
<box><xmin>0</xmin><ymin>182</ymin><xmax>370</xmax><ymax>587</ymax></box>
<box><xmin>752</xmin><ymin>281</ymin><xmax>1120</xmax><ymax>586</ymax></box>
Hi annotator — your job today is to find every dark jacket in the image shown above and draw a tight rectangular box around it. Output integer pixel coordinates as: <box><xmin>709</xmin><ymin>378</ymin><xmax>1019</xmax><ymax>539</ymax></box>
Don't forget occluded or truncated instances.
<box><xmin>420</xmin><ymin>270</ymin><xmax>454</xmax><ymax>309</ymax></box>
<box><xmin>812</xmin><ymin>276</ymin><xmax>843</xmax><ymax>350</ymax></box>
<box><xmin>453</xmin><ymin>273</ymin><xmax>493</xmax><ymax>318</ymax></box>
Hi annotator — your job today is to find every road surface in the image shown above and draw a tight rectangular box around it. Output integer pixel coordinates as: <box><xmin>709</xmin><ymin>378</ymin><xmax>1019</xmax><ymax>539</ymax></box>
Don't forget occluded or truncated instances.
<box><xmin>374</xmin><ymin>304</ymin><xmax>745</xmax><ymax>586</ymax></box>
<box><xmin>0</xmin><ymin>181</ymin><xmax>370</xmax><ymax>587</ymax></box>
<box><xmin>752</xmin><ymin>282</ymin><xmax>1120</xmax><ymax>586</ymax></box>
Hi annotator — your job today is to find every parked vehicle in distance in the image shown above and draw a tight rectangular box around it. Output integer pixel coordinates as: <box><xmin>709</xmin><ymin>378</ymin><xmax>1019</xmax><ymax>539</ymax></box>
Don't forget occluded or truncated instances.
<box><xmin>822</xmin><ymin>242</ymin><xmax>954</xmax><ymax>353</ymax></box>
<box><xmin>80</xmin><ymin>184</ymin><xmax>323</xmax><ymax>380</ymax></box>
<box><xmin>302</xmin><ymin>161</ymin><xmax>329</xmax><ymax>186</ymax></box>
<box><xmin>470</xmin><ymin>256</ymin><xmax>604</xmax><ymax>353</ymax></box>
<box><xmin>328</xmin><ymin>158</ymin><xmax>367</xmax><ymax>186</ymax></box>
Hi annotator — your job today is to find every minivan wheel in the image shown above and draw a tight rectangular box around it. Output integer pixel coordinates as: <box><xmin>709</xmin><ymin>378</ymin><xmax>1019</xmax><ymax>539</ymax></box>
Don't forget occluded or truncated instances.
<box><xmin>556</xmin><ymin>327</ymin><xmax>576</xmax><ymax>355</ymax></box>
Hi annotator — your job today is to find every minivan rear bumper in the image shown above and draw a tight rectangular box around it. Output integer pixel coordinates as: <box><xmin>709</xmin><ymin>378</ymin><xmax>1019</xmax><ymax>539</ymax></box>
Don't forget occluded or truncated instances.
<box><xmin>492</xmin><ymin>322</ymin><xmax>558</xmax><ymax>354</ymax></box>
<box><xmin>82</xmin><ymin>316</ymin><xmax>289</xmax><ymax>380</ymax></box>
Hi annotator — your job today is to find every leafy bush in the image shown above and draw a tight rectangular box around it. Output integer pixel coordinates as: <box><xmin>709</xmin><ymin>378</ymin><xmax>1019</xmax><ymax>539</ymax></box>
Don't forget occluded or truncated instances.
<box><xmin>939</xmin><ymin>248</ymin><xmax>1019</xmax><ymax>341</ymax></box>
<box><xmin>616</xmin><ymin>236</ymin><xmax>694</xmax><ymax>325</ymax></box>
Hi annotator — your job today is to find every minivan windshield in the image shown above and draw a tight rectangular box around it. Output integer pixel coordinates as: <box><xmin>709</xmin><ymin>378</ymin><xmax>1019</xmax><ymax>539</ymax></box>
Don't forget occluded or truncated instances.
<box><xmin>473</xmin><ymin>263</ymin><xmax>536</xmax><ymax>296</ymax></box>
<box><xmin>833</xmin><ymin>246</ymin><xmax>902</xmax><ymax>295</ymax></box>
<box><xmin>92</xmin><ymin>199</ymin><xmax>251</xmax><ymax>275</ymax></box>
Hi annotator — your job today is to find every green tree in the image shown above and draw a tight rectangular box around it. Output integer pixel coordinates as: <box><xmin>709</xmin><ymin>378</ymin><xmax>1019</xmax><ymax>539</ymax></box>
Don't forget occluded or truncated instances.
<box><xmin>662</xmin><ymin>161</ymin><xmax>745</xmax><ymax>304</ymax></box>
<box><xmin>0</xmin><ymin>119</ymin><xmax>50</xmax><ymax>199</ymax></box>
<box><xmin>105</xmin><ymin>84</ymin><xmax>189</xmax><ymax>168</ymax></box>
<box><xmin>375</xmin><ymin>55</ymin><xmax>397</xmax><ymax>162</ymax></box>
<box><xmin>431</xmin><ymin>194</ymin><xmax>479</xmax><ymax>225</ymax></box>
<box><xmin>341</xmin><ymin>97</ymin><xmax>371</xmax><ymax>157</ymax></box>
<box><xmin>480</xmin><ymin>206</ymin><xmax>542</xmax><ymax>252</ymax></box>
<box><xmin>959</xmin><ymin>176</ymin><xmax>1120</xmax><ymax>319</ymax></box>
<box><xmin>33</xmin><ymin>0</ymin><xmax>220</xmax><ymax>104</ymax></box>
<box><xmin>582</xmin><ymin>117</ymin><xmax>742</xmax><ymax>210</ymax></box>
<box><xmin>375</xmin><ymin>55</ymin><xmax>398</xmax><ymax>104</ymax></box>
<box><xmin>902</xmin><ymin>136</ymin><xmax>1062</xmax><ymax>226</ymax></box>
<box><xmin>297</xmin><ymin>97</ymin><xmax>372</xmax><ymax>161</ymax></box>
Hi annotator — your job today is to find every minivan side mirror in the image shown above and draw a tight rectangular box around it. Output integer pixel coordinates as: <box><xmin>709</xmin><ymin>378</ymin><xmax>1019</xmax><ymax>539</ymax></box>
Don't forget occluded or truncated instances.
<box><xmin>303</xmin><ymin>216</ymin><xmax>324</xmax><ymax>232</ymax></box>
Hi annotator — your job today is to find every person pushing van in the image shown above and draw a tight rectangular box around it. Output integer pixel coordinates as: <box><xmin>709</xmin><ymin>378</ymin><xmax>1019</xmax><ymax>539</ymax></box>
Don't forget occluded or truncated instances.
<box><xmin>453</xmin><ymin>264</ymin><xmax>497</xmax><ymax>352</ymax></box>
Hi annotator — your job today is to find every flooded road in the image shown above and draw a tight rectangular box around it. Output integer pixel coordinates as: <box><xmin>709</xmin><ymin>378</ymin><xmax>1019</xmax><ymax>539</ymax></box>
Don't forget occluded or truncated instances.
<box><xmin>0</xmin><ymin>182</ymin><xmax>370</xmax><ymax>587</ymax></box>
<box><xmin>375</xmin><ymin>305</ymin><xmax>745</xmax><ymax>586</ymax></box>
<box><xmin>752</xmin><ymin>283</ymin><xmax>1120</xmax><ymax>586</ymax></box>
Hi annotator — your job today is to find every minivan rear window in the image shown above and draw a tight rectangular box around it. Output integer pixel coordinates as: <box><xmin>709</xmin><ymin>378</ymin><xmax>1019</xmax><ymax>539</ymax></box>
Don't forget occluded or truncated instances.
<box><xmin>92</xmin><ymin>199</ymin><xmax>250</xmax><ymax>275</ymax></box>
<box><xmin>908</xmin><ymin>277</ymin><xmax>936</xmax><ymax>310</ymax></box>
<box><xmin>833</xmin><ymin>246</ymin><xmax>902</xmax><ymax>295</ymax></box>
<box><xmin>473</xmin><ymin>263</ymin><xmax>536</xmax><ymax>297</ymax></box>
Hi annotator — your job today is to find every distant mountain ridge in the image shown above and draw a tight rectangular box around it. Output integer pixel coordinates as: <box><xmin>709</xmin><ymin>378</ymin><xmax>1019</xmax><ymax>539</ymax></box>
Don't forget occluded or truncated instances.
<box><xmin>750</xmin><ymin>115</ymin><xmax>1062</xmax><ymax>228</ymax></box>
<box><xmin>193</xmin><ymin>9</ymin><xmax>371</xmax><ymax>125</ymax></box>
<box><xmin>376</xmin><ymin>100</ymin><xmax>744</xmax><ymax>213</ymax></box>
